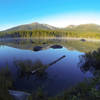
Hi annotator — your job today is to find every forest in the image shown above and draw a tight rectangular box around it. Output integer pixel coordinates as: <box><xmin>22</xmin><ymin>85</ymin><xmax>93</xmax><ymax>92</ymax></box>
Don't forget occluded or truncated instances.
<box><xmin>0</xmin><ymin>30</ymin><xmax>100</xmax><ymax>39</ymax></box>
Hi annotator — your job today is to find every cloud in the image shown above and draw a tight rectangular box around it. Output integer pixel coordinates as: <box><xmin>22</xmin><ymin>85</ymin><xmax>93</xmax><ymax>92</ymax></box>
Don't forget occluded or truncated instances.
<box><xmin>37</xmin><ymin>12</ymin><xmax>100</xmax><ymax>27</ymax></box>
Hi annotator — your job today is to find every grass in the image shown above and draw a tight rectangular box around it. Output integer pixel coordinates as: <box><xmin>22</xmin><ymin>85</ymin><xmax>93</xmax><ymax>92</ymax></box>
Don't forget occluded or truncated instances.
<box><xmin>0</xmin><ymin>60</ymin><xmax>48</xmax><ymax>100</ymax></box>
<box><xmin>27</xmin><ymin>76</ymin><xmax>100</xmax><ymax>100</ymax></box>
<box><xmin>80</xmin><ymin>48</ymin><xmax>100</xmax><ymax>72</ymax></box>
<box><xmin>28</xmin><ymin>88</ymin><xmax>46</xmax><ymax>100</ymax></box>
<box><xmin>14</xmin><ymin>60</ymin><xmax>48</xmax><ymax>78</ymax></box>
<box><xmin>0</xmin><ymin>66</ymin><xmax>13</xmax><ymax>100</ymax></box>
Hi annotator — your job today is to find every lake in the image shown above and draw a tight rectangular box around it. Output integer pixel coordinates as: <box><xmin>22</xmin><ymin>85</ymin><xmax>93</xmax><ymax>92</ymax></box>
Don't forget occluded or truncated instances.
<box><xmin>0</xmin><ymin>38</ymin><xmax>100</xmax><ymax>96</ymax></box>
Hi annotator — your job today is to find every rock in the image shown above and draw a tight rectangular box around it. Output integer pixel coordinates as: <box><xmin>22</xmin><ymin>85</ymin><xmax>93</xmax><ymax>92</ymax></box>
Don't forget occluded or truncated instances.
<box><xmin>50</xmin><ymin>45</ymin><xmax>63</xmax><ymax>49</ymax></box>
<box><xmin>80</xmin><ymin>39</ymin><xmax>86</xmax><ymax>42</ymax></box>
<box><xmin>8</xmin><ymin>90</ymin><xmax>30</xmax><ymax>100</ymax></box>
<box><xmin>33</xmin><ymin>46</ymin><xmax>43</xmax><ymax>51</ymax></box>
<box><xmin>43</xmin><ymin>42</ymin><xmax>46</xmax><ymax>44</ymax></box>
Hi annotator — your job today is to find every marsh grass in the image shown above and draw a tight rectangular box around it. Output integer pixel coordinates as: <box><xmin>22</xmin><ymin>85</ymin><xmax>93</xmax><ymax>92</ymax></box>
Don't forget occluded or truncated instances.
<box><xmin>14</xmin><ymin>60</ymin><xmax>48</xmax><ymax>78</ymax></box>
<box><xmin>27</xmin><ymin>79</ymin><xmax>100</xmax><ymax>100</ymax></box>
<box><xmin>28</xmin><ymin>88</ymin><xmax>47</xmax><ymax>100</ymax></box>
<box><xmin>27</xmin><ymin>72</ymin><xmax>100</xmax><ymax>100</ymax></box>
<box><xmin>80</xmin><ymin>48</ymin><xmax>100</xmax><ymax>71</ymax></box>
<box><xmin>0</xmin><ymin>66</ymin><xmax>13</xmax><ymax>100</ymax></box>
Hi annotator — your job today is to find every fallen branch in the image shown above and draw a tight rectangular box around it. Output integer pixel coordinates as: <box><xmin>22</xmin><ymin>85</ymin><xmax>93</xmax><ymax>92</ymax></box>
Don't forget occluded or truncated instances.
<box><xmin>48</xmin><ymin>55</ymin><xmax>66</xmax><ymax>66</ymax></box>
<box><xmin>31</xmin><ymin>55</ymin><xmax>66</xmax><ymax>74</ymax></box>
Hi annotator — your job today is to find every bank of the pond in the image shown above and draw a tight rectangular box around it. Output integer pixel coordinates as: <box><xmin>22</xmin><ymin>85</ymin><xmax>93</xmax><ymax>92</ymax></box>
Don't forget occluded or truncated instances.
<box><xmin>0</xmin><ymin>37</ymin><xmax>100</xmax><ymax>42</ymax></box>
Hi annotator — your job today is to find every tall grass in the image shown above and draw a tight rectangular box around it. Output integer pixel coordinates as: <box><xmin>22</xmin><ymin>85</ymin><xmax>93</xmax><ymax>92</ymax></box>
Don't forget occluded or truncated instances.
<box><xmin>14</xmin><ymin>60</ymin><xmax>48</xmax><ymax>78</ymax></box>
<box><xmin>0</xmin><ymin>66</ymin><xmax>13</xmax><ymax>100</ymax></box>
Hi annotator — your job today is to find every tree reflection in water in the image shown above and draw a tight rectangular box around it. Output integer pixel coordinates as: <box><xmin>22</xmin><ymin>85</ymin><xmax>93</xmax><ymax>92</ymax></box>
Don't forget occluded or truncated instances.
<box><xmin>14</xmin><ymin>60</ymin><xmax>48</xmax><ymax>80</ymax></box>
<box><xmin>79</xmin><ymin>48</ymin><xmax>100</xmax><ymax>76</ymax></box>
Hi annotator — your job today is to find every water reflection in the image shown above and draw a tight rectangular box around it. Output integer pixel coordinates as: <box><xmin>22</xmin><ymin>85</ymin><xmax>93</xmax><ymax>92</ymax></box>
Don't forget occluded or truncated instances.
<box><xmin>14</xmin><ymin>60</ymin><xmax>48</xmax><ymax>80</ymax></box>
<box><xmin>79</xmin><ymin>48</ymin><xmax>100</xmax><ymax>76</ymax></box>
<box><xmin>0</xmin><ymin>38</ymin><xmax>100</xmax><ymax>52</ymax></box>
<box><xmin>0</xmin><ymin>38</ymin><xmax>100</xmax><ymax>95</ymax></box>
<box><xmin>14</xmin><ymin>55</ymin><xmax>66</xmax><ymax>80</ymax></box>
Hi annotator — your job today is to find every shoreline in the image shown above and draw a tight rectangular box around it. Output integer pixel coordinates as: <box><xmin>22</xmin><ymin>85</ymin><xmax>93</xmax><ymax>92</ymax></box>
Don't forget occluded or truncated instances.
<box><xmin>0</xmin><ymin>37</ymin><xmax>100</xmax><ymax>42</ymax></box>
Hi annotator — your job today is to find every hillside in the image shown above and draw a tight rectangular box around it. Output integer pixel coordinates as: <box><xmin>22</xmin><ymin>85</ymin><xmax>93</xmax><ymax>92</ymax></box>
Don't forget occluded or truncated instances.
<box><xmin>5</xmin><ymin>22</ymin><xmax>57</xmax><ymax>31</ymax></box>
<box><xmin>4</xmin><ymin>23</ymin><xmax>100</xmax><ymax>32</ymax></box>
<box><xmin>65</xmin><ymin>24</ymin><xmax>100</xmax><ymax>32</ymax></box>
<box><xmin>0</xmin><ymin>23</ymin><xmax>100</xmax><ymax>39</ymax></box>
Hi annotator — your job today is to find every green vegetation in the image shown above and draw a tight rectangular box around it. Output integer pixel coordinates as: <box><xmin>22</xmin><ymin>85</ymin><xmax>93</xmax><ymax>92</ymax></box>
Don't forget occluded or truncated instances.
<box><xmin>0</xmin><ymin>60</ymin><xmax>48</xmax><ymax>100</ymax></box>
<box><xmin>0</xmin><ymin>23</ymin><xmax>100</xmax><ymax>39</ymax></box>
<box><xmin>0</xmin><ymin>66</ymin><xmax>13</xmax><ymax>100</ymax></box>
<box><xmin>66</xmin><ymin>24</ymin><xmax>100</xmax><ymax>32</ymax></box>
<box><xmin>14</xmin><ymin>60</ymin><xmax>48</xmax><ymax>78</ymax></box>
<box><xmin>0</xmin><ymin>29</ymin><xmax>100</xmax><ymax>39</ymax></box>
<box><xmin>27</xmin><ymin>76</ymin><xmax>100</xmax><ymax>100</ymax></box>
<box><xmin>80</xmin><ymin>48</ymin><xmax>100</xmax><ymax>74</ymax></box>
<box><xmin>28</xmin><ymin>88</ymin><xmax>47</xmax><ymax>100</ymax></box>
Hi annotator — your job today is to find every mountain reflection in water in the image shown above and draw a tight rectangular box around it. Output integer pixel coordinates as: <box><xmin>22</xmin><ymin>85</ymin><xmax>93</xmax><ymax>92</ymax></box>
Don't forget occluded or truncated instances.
<box><xmin>0</xmin><ymin>38</ymin><xmax>100</xmax><ymax>95</ymax></box>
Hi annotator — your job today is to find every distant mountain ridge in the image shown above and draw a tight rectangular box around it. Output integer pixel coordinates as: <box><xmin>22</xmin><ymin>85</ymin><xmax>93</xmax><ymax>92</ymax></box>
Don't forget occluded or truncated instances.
<box><xmin>65</xmin><ymin>24</ymin><xmax>100</xmax><ymax>32</ymax></box>
<box><xmin>5</xmin><ymin>22</ymin><xmax>58</xmax><ymax>31</ymax></box>
<box><xmin>1</xmin><ymin>23</ymin><xmax>100</xmax><ymax>39</ymax></box>
<box><xmin>4</xmin><ymin>23</ymin><xmax>100</xmax><ymax>32</ymax></box>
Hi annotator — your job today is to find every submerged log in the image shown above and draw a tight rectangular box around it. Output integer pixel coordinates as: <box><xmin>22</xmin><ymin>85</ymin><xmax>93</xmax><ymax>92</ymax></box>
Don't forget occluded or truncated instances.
<box><xmin>48</xmin><ymin>55</ymin><xmax>66</xmax><ymax>66</ymax></box>
<box><xmin>31</xmin><ymin>55</ymin><xmax>66</xmax><ymax>74</ymax></box>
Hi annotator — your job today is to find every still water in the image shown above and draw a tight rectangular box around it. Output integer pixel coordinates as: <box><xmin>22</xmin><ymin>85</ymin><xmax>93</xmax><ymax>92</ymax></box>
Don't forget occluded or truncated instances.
<box><xmin>0</xmin><ymin>38</ymin><xmax>100</xmax><ymax>95</ymax></box>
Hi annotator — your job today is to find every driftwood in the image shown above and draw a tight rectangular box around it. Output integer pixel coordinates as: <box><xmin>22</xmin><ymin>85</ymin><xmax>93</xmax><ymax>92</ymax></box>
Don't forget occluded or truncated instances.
<box><xmin>32</xmin><ymin>55</ymin><xmax>66</xmax><ymax>74</ymax></box>
<box><xmin>48</xmin><ymin>55</ymin><xmax>66</xmax><ymax>66</ymax></box>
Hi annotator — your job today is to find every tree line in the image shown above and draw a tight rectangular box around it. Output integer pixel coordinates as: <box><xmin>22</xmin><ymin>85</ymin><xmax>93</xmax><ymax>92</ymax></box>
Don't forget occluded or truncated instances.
<box><xmin>0</xmin><ymin>30</ymin><xmax>100</xmax><ymax>39</ymax></box>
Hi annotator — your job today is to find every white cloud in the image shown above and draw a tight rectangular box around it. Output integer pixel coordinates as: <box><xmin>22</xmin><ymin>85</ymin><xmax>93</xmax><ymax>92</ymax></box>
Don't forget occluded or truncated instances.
<box><xmin>37</xmin><ymin>12</ymin><xmax>100</xmax><ymax>27</ymax></box>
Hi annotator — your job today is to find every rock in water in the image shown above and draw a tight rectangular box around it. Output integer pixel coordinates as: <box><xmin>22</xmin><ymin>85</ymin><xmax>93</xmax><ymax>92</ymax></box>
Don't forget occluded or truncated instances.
<box><xmin>50</xmin><ymin>45</ymin><xmax>63</xmax><ymax>49</ymax></box>
<box><xmin>9</xmin><ymin>90</ymin><xmax>30</xmax><ymax>100</ymax></box>
<box><xmin>80</xmin><ymin>39</ymin><xmax>86</xmax><ymax>42</ymax></box>
<box><xmin>33</xmin><ymin>46</ymin><xmax>43</xmax><ymax>51</ymax></box>
<box><xmin>43</xmin><ymin>42</ymin><xmax>46</xmax><ymax>44</ymax></box>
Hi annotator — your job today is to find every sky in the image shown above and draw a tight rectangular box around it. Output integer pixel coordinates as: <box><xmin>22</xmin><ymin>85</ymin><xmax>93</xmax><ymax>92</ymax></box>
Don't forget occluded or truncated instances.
<box><xmin>0</xmin><ymin>0</ymin><xmax>100</xmax><ymax>30</ymax></box>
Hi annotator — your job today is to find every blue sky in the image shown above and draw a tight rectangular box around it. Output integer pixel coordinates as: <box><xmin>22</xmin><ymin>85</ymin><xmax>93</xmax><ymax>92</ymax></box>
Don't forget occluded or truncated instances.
<box><xmin>0</xmin><ymin>0</ymin><xmax>100</xmax><ymax>30</ymax></box>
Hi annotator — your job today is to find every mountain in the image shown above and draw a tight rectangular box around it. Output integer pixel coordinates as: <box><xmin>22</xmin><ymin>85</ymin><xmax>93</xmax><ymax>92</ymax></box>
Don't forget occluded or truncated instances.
<box><xmin>5</xmin><ymin>22</ymin><xmax>58</xmax><ymax>31</ymax></box>
<box><xmin>65</xmin><ymin>24</ymin><xmax>100</xmax><ymax>32</ymax></box>
<box><xmin>4</xmin><ymin>23</ymin><xmax>100</xmax><ymax>32</ymax></box>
